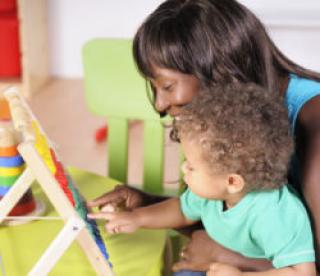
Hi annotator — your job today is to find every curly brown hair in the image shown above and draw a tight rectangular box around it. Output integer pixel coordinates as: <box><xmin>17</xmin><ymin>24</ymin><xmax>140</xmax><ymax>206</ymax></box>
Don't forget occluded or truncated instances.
<box><xmin>173</xmin><ymin>83</ymin><xmax>293</xmax><ymax>192</ymax></box>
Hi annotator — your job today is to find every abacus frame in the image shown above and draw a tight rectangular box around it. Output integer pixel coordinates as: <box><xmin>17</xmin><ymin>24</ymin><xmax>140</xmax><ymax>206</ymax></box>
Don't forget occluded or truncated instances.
<box><xmin>0</xmin><ymin>87</ymin><xmax>113</xmax><ymax>276</ymax></box>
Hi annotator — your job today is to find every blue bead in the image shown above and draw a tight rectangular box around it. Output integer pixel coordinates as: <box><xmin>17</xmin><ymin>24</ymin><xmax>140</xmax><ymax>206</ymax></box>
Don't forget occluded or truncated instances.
<box><xmin>0</xmin><ymin>156</ymin><xmax>24</xmax><ymax>167</ymax></box>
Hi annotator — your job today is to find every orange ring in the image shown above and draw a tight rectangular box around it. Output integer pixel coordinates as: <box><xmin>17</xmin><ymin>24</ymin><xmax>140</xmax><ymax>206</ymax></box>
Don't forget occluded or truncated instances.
<box><xmin>0</xmin><ymin>146</ymin><xmax>19</xmax><ymax>157</ymax></box>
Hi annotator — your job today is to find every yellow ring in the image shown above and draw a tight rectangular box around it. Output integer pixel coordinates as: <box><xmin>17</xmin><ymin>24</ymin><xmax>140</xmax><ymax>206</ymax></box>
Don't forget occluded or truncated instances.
<box><xmin>0</xmin><ymin>164</ymin><xmax>25</xmax><ymax>176</ymax></box>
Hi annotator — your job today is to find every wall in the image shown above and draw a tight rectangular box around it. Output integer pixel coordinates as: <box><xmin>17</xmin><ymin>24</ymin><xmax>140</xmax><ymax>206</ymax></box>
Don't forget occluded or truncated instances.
<box><xmin>242</xmin><ymin>0</ymin><xmax>320</xmax><ymax>73</ymax></box>
<box><xmin>47</xmin><ymin>0</ymin><xmax>320</xmax><ymax>78</ymax></box>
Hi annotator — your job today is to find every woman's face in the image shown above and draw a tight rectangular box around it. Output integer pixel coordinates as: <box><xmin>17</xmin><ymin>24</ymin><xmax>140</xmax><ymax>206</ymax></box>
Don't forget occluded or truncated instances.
<box><xmin>149</xmin><ymin>66</ymin><xmax>200</xmax><ymax>117</ymax></box>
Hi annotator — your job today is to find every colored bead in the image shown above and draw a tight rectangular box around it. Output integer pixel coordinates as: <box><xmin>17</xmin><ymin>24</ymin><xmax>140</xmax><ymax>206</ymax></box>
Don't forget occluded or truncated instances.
<box><xmin>0</xmin><ymin>174</ymin><xmax>20</xmax><ymax>186</ymax></box>
<box><xmin>0</xmin><ymin>186</ymin><xmax>10</xmax><ymax>196</ymax></box>
<box><xmin>0</xmin><ymin>164</ymin><xmax>25</xmax><ymax>176</ymax></box>
<box><xmin>0</xmin><ymin>155</ymin><xmax>24</xmax><ymax>167</ymax></box>
<box><xmin>0</xmin><ymin>145</ymin><xmax>18</xmax><ymax>157</ymax></box>
<box><xmin>0</xmin><ymin>99</ymin><xmax>11</xmax><ymax>120</ymax></box>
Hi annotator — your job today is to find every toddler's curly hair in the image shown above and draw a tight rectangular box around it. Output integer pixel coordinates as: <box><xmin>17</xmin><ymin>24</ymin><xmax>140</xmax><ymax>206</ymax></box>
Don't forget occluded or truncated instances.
<box><xmin>172</xmin><ymin>83</ymin><xmax>293</xmax><ymax>192</ymax></box>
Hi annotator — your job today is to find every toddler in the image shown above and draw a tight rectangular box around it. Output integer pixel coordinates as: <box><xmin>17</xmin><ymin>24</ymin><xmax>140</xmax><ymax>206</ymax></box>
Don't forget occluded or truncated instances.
<box><xmin>89</xmin><ymin>83</ymin><xmax>315</xmax><ymax>275</ymax></box>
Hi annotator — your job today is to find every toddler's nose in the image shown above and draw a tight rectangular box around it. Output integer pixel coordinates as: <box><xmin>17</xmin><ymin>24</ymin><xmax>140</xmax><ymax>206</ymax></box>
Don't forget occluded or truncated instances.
<box><xmin>181</xmin><ymin>161</ymin><xmax>188</xmax><ymax>174</ymax></box>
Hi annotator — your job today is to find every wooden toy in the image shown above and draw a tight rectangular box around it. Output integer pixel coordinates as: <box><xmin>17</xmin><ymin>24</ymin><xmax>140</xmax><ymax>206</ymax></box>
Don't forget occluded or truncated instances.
<box><xmin>0</xmin><ymin>87</ymin><xmax>113</xmax><ymax>276</ymax></box>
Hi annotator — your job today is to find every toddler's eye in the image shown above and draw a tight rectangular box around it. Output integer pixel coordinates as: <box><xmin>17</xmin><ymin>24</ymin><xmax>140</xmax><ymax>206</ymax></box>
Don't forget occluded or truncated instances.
<box><xmin>182</xmin><ymin>160</ymin><xmax>194</xmax><ymax>173</ymax></box>
<box><xmin>187</xmin><ymin>163</ymin><xmax>194</xmax><ymax>171</ymax></box>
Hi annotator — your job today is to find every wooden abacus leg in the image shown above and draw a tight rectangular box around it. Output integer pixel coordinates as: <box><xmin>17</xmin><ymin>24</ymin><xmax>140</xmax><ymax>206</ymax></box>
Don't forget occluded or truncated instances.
<box><xmin>0</xmin><ymin>168</ymin><xmax>35</xmax><ymax>224</ymax></box>
<box><xmin>28</xmin><ymin>217</ymin><xmax>85</xmax><ymax>276</ymax></box>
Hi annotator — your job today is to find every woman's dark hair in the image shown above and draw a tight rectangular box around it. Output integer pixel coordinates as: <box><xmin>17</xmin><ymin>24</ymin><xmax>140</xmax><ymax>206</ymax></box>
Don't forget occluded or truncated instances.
<box><xmin>133</xmin><ymin>0</ymin><xmax>320</xmax><ymax>106</ymax></box>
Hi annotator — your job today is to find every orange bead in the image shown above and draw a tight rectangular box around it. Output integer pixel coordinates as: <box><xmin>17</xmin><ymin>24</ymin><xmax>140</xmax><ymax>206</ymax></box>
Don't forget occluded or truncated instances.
<box><xmin>0</xmin><ymin>145</ymin><xmax>18</xmax><ymax>157</ymax></box>
<box><xmin>0</xmin><ymin>99</ymin><xmax>11</xmax><ymax>120</ymax></box>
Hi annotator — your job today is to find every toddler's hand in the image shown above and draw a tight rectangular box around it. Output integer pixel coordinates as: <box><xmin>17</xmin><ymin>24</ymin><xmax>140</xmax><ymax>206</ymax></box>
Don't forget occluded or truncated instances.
<box><xmin>207</xmin><ymin>263</ymin><xmax>242</xmax><ymax>276</ymax></box>
<box><xmin>88</xmin><ymin>210</ymin><xmax>140</xmax><ymax>234</ymax></box>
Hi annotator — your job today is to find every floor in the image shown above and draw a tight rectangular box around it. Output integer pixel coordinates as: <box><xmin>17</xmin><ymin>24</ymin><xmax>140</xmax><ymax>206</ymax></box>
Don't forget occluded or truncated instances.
<box><xmin>28</xmin><ymin>78</ymin><xmax>180</xmax><ymax>191</ymax></box>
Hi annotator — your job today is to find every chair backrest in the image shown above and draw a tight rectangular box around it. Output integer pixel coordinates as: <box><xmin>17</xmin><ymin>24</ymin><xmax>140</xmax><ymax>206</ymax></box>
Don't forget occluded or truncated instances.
<box><xmin>82</xmin><ymin>39</ymin><xmax>166</xmax><ymax>194</ymax></box>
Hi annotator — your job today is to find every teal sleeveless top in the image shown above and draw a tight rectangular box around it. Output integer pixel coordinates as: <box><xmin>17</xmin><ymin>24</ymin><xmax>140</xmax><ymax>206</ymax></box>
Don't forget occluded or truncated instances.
<box><xmin>285</xmin><ymin>74</ymin><xmax>320</xmax><ymax>192</ymax></box>
<box><xmin>285</xmin><ymin>74</ymin><xmax>320</xmax><ymax>132</ymax></box>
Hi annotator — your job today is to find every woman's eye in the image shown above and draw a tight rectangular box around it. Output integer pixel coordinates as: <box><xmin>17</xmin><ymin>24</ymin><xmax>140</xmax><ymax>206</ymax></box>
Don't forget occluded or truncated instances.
<box><xmin>163</xmin><ymin>84</ymin><xmax>173</xmax><ymax>91</ymax></box>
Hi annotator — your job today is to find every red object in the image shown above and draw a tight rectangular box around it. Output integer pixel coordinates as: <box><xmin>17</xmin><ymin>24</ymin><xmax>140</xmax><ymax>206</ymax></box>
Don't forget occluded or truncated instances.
<box><xmin>0</xmin><ymin>0</ymin><xmax>16</xmax><ymax>13</ymax></box>
<box><xmin>0</xmin><ymin>12</ymin><xmax>21</xmax><ymax>77</ymax></box>
<box><xmin>50</xmin><ymin>149</ymin><xmax>76</xmax><ymax>206</ymax></box>
<box><xmin>9</xmin><ymin>198</ymin><xmax>36</xmax><ymax>216</ymax></box>
<box><xmin>0</xmin><ymin>189</ymin><xmax>36</xmax><ymax>216</ymax></box>
<box><xmin>95</xmin><ymin>125</ymin><xmax>108</xmax><ymax>143</ymax></box>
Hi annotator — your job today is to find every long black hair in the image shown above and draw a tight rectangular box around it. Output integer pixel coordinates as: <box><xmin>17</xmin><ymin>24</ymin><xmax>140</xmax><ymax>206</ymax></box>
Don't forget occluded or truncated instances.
<box><xmin>133</xmin><ymin>0</ymin><xmax>320</xmax><ymax>96</ymax></box>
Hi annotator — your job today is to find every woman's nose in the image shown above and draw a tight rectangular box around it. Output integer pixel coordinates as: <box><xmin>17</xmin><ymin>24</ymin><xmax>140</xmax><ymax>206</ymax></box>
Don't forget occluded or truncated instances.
<box><xmin>155</xmin><ymin>94</ymin><xmax>170</xmax><ymax>113</ymax></box>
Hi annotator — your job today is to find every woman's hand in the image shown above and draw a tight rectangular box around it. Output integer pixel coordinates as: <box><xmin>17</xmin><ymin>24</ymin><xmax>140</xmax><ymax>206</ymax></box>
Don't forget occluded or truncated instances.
<box><xmin>173</xmin><ymin>230</ymin><xmax>272</xmax><ymax>272</ymax></box>
<box><xmin>207</xmin><ymin>263</ymin><xmax>243</xmax><ymax>276</ymax></box>
<box><xmin>87</xmin><ymin>185</ymin><xmax>146</xmax><ymax>211</ymax></box>
<box><xmin>173</xmin><ymin>230</ymin><xmax>219</xmax><ymax>272</ymax></box>
<box><xmin>87</xmin><ymin>184</ymin><xmax>169</xmax><ymax>211</ymax></box>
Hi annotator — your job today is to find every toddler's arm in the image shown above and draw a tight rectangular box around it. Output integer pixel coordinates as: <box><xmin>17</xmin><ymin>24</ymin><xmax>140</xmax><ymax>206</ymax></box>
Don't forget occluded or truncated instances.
<box><xmin>207</xmin><ymin>262</ymin><xmax>316</xmax><ymax>276</ymax></box>
<box><xmin>88</xmin><ymin>197</ymin><xmax>196</xmax><ymax>234</ymax></box>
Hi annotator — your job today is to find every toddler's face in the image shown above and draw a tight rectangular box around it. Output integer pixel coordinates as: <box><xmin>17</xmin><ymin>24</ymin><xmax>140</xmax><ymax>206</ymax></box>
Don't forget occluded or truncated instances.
<box><xmin>181</xmin><ymin>138</ymin><xmax>228</xmax><ymax>200</ymax></box>
<box><xmin>149</xmin><ymin>66</ymin><xmax>200</xmax><ymax>117</ymax></box>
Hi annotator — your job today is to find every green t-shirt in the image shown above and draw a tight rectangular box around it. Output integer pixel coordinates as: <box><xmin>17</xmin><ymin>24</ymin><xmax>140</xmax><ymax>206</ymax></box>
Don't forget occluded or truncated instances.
<box><xmin>180</xmin><ymin>185</ymin><xmax>315</xmax><ymax>268</ymax></box>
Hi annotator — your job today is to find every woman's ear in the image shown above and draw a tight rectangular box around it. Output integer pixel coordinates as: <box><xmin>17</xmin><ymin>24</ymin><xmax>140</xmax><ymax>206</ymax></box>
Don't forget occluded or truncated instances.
<box><xmin>226</xmin><ymin>174</ymin><xmax>245</xmax><ymax>194</ymax></box>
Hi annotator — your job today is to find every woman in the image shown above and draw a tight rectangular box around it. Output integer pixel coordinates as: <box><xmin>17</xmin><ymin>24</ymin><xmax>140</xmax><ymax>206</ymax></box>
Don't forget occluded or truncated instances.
<box><xmin>89</xmin><ymin>0</ymin><xmax>320</xmax><ymax>273</ymax></box>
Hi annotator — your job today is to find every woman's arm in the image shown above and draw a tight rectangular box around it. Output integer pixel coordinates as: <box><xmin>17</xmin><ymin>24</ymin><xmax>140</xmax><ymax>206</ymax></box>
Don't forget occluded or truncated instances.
<box><xmin>296</xmin><ymin>95</ymin><xmax>320</xmax><ymax>271</ymax></box>
<box><xmin>300</xmin><ymin>135</ymin><xmax>320</xmax><ymax>268</ymax></box>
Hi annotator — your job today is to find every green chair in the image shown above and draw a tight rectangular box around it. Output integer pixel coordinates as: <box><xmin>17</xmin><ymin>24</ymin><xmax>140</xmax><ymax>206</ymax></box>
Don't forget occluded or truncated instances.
<box><xmin>82</xmin><ymin>38</ymin><xmax>185</xmax><ymax>275</ymax></box>
<box><xmin>82</xmin><ymin>39</ymin><xmax>167</xmax><ymax>194</ymax></box>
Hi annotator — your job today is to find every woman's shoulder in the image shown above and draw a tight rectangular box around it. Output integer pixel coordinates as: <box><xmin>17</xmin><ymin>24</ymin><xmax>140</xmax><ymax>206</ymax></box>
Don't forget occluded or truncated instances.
<box><xmin>298</xmin><ymin>94</ymin><xmax>320</xmax><ymax>129</ymax></box>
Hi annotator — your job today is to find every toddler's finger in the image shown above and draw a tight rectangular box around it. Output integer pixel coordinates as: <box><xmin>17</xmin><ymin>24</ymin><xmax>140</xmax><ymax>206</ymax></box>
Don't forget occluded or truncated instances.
<box><xmin>105</xmin><ymin>222</ymin><xmax>122</xmax><ymax>234</ymax></box>
<box><xmin>209</xmin><ymin>263</ymin><xmax>221</xmax><ymax>272</ymax></box>
<box><xmin>87</xmin><ymin>211</ymin><xmax>116</xmax><ymax>220</ymax></box>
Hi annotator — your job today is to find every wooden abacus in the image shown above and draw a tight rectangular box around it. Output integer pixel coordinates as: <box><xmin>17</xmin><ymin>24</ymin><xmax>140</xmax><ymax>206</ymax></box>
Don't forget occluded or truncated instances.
<box><xmin>0</xmin><ymin>87</ymin><xmax>113</xmax><ymax>276</ymax></box>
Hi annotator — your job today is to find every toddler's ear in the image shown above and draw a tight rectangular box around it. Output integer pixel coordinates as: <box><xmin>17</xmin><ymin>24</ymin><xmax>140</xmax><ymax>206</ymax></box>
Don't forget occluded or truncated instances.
<box><xmin>226</xmin><ymin>174</ymin><xmax>245</xmax><ymax>194</ymax></box>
